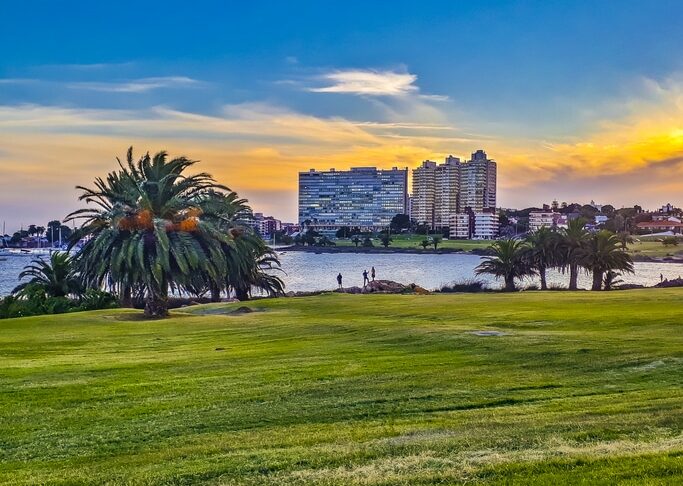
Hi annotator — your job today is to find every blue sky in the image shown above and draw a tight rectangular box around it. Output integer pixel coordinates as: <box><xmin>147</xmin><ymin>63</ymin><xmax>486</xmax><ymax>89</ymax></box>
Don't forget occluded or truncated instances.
<box><xmin>2</xmin><ymin>1</ymin><xmax>683</xmax><ymax>230</ymax></box>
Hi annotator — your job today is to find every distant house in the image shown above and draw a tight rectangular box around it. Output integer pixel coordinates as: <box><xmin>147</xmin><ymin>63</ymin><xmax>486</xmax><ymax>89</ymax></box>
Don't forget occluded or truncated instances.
<box><xmin>529</xmin><ymin>211</ymin><xmax>568</xmax><ymax>231</ymax></box>
<box><xmin>636</xmin><ymin>219</ymin><xmax>683</xmax><ymax>234</ymax></box>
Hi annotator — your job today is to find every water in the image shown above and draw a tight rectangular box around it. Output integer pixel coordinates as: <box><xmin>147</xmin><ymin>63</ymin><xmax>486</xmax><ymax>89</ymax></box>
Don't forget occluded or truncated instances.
<box><xmin>276</xmin><ymin>251</ymin><xmax>683</xmax><ymax>292</ymax></box>
<box><xmin>2</xmin><ymin>251</ymin><xmax>682</xmax><ymax>297</ymax></box>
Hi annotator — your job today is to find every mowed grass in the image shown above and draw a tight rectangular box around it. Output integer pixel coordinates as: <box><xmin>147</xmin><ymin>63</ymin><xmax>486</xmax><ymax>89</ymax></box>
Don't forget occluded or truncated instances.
<box><xmin>1</xmin><ymin>290</ymin><xmax>682</xmax><ymax>485</ymax></box>
<box><xmin>629</xmin><ymin>240</ymin><xmax>683</xmax><ymax>258</ymax></box>
<box><xmin>335</xmin><ymin>235</ymin><xmax>491</xmax><ymax>251</ymax></box>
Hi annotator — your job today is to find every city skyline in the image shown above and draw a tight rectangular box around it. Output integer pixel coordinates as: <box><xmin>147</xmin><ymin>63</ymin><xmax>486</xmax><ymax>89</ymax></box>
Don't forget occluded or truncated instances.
<box><xmin>3</xmin><ymin>1</ymin><xmax>683</xmax><ymax>231</ymax></box>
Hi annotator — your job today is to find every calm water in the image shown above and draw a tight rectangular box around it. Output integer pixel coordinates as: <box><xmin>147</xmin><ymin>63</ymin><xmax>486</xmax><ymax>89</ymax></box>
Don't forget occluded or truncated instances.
<box><xmin>3</xmin><ymin>251</ymin><xmax>681</xmax><ymax>297</ymax></box>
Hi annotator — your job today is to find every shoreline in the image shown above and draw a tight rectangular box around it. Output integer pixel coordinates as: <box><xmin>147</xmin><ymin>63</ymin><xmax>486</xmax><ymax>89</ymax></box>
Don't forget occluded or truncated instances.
<box><xmin>277</xmin><ymin>245</ymin><xmax>492</xmax><ymax>255</ymax></box>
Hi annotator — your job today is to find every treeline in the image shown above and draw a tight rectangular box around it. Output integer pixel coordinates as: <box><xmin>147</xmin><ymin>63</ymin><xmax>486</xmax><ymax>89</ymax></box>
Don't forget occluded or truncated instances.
<box><xmin>476</xmin><ymin>219</ymin><xmax>634</xmax><ymax>291</ymax></box>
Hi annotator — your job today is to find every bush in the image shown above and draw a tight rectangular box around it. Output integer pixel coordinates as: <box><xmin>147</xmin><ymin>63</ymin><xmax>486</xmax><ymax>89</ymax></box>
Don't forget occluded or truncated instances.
<box><xmin>662</xmin><ymin>236</ymin><xmax>679</xmax><ymax>246</ymax></box>
<box><xmin>0</xmin><ymin>287</ymin><xmax>120</xmax><ymax>319</ymax></box>
<box><xmin>78</xmin><ymin>289</ymin><xmax>119</xmax><ymax>311</ymax></box>
<box><xmin>440</xmin><ymin>279</ymin><xmax>485</xmax><ymax>293</ymax></box>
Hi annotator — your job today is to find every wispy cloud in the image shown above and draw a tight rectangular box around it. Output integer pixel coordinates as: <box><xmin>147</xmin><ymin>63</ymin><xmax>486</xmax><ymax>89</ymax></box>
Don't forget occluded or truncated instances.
<box><xmin>67</xmin><ymin>76</ymin><xmax>202</xmax><ymax>93</ymax></box>
<box><xmin>308</xmin><ymin>69</ymin><xmax>420</xmax><ymax>96</ymax></box>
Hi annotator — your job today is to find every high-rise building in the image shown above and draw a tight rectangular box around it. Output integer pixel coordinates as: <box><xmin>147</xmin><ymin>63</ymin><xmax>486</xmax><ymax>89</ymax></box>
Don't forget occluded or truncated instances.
<box><xmin>411</xmin><ymin>150</ymin><xmax>496</xmax><ymax>228</ymax></box>
<box><xmin>411</xmin><ymin>160</ymin><xmax>437</xmax><ymax>226</ymax></box>
<box><xmin>298</xmin><ymin>167</ymin><xmax>408</xmax><ymax>234</ymax></box>
<box><xmin>460</xmin><ymin>150</ymin><xmax>497</xmax><ymax>212</ymax></box>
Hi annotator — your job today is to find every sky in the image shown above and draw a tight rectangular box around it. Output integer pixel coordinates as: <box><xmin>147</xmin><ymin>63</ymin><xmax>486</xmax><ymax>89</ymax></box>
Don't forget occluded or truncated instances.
<box><xmin>2</xmin><ymin>0</ymin><xmax>683</xmax><ymax>232</ymax></box>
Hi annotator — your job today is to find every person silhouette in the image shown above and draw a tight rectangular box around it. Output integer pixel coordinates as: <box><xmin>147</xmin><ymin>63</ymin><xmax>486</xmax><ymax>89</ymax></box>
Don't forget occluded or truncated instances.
<box><xmin>337</xmin><ymin>272</ymin><xmax>343</xmax><ymax>289</ymax></box>
<box><xmin>363</xmin><ymin>269</ymin><xmax>369</xmax><ymax>286</ymax></box>
<box><xmin>371</xmin><ymin>266</ymin><xmax>376</xmax><ymax>281</ymax></box>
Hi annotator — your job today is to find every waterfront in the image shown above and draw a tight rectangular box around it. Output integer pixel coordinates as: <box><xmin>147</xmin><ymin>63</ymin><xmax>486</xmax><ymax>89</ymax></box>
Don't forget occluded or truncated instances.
<box><xmin>3</xmin><ymin>251</ymin><xmax>683</xmax><ymax>297</ymax></box>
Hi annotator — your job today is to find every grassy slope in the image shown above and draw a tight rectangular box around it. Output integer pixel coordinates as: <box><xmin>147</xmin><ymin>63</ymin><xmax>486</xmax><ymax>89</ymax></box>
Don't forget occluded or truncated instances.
<box><xmin>1</xmin><ymin>290</ymin><xmax>682</xmax><ymax>485</ymax></box>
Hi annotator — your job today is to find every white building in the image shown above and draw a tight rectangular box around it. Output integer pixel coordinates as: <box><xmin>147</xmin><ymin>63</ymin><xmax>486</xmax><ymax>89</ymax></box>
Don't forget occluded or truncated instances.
<box><xmin>449</xmin><ymin>213</ymin><xmax>471</xmax><ymax>239</ymax></box>
<box><xmin>473</xmin><ymin>211</ymin><xmax>499</xmax><ymax>239</ymax></box>
<box><xmin>529</xmin><ymin>211</ymin><xmax>558</xmax><ymax>232</ymax></box>
<box><xmin>449</xmin><ymin>211</ymin><xmax>499</xmax><ymax>239</ymax></box>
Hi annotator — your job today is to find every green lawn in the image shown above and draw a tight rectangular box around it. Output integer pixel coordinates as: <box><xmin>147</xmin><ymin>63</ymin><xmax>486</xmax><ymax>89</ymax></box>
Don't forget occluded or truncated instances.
<box><xmin>335</xmin><ymin>234</ymin><xmax>492</xmax><ymax>250</ymax></box>
<box><xmin>628</xmin><ymin>240</ymin><xmax>683</xmax><ymax>258</ymax></box>
<box><xmin>1</xmin><ymin>290</ymin><xmax>682</xmax><ymax>484</ymax></box>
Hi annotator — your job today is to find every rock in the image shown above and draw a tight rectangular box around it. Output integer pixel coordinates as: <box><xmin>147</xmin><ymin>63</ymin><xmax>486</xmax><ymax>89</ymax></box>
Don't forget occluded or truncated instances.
<box><xmin>654</xmin><ymin>278</ymin><xmax>683</xmax><ymax>288</ymax></box>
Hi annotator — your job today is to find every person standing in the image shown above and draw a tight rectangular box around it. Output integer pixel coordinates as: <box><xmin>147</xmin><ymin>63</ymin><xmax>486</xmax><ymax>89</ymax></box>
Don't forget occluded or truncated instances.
<box><xmin>371</xmin><ymin>266</ymin><xmax>376</xmax><ymax>281</ymax></box>
<box><xmin>337</xmin><ymin>272</ymin><xmax>343</xmax><ymax>289</ymax></box>
<box><xmin>363</xmin><ymin>269</ymin><xmax>369</xmax><ymax>287</ymax></box>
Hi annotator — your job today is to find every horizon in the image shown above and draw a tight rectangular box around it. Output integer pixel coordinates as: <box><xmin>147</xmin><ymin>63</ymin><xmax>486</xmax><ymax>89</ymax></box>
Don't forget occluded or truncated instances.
<box><xmin>3</xmin><ymin>1</ymin><xmax>683</xmax><ymax>232</ymax></box>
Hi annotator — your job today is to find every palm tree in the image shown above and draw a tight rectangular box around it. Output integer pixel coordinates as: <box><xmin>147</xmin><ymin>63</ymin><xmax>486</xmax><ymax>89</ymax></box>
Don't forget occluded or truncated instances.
<box><xmin>67</xmin><ymin>148</ymin><xmax>235</xmax><ymax>317</ymax></box>
<box><xmin>525</xmin><ymin>227</ymin><xmax>560</xmax><ymax>290</ymax></box>
<box><xmin>431</xmin><ymin>235</ymin><xmax>442</xmax><ymax>250</ymax></box>
<box><xmin>578</xmin><ymin>230</ymin><xmax>634</xmax><ymax>290</ymax></box>
<box><xmin>475</xmin><ymin>238</ymin><xmax>535</xmax><ymax>291</ymax></box>
<box><xmin>13</xmin><ymin>252</ymin><xmax>82</xmax><ymax>298</ymax></box>
<box><xmin>616</xmin><ymin>231</ymin><xmax>635</xmax><ymax>250</ymax></box>
<box><xmin>560</xmin><ymin>218</ymin><xmax>590</xmax><ymax>290</ymax></box>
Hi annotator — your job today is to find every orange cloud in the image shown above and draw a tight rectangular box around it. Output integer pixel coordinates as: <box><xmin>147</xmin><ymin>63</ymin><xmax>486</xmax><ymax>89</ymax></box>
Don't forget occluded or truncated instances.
<box><xmin>2</xmin><ymin>78</ymin><xmax>683</xmax><ymax>231</ymax></box>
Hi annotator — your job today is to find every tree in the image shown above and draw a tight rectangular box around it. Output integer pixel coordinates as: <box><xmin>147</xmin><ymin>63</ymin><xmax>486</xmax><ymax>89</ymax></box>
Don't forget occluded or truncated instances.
<box><xmin>616</xmin><ymin>231</ymin><xmax>635</xmax><ymax>249</ymax></box>
<box><xmin>362</xmin><ymin>236</ymin><xmax>374</xmax><ymax>247</ymax></box>
<box><xmin>525</xmin><ymin>227</ymin><xmax>560</xmax><ymax>290</ymax></box>
<box><xmin>431</xmin><ymin>235</ymin><xmax>442</xmax><ymax>250</ymax></box>
<box><xmin>390</xmin><ymin>214</ymin><xmax>410</xmax><ymax>232</ymax></box>
<box><xmin>578</xmin><ymin>230</ymin><xmax>634</xmax><ymax>291</ymax></box>
<box><xmin>420</xmin><ymin>238</ymin><xmax>430</xmax><ymax>249</ymax></box>
<box><xmin>380</xmin><ymin>233</ymin><xmax>392</xmax><ymax>248</ymax></box>
<box><xmin>13</xmin><ymin>252</ymin><xmax>82</xmax><ymax>298</ymax></box>
<box><xmin>351</xmin><ymin>235</ymin><xmax>362</xmax><ymax>247</ymax></box>
<box><xmin>67</xmin><ymin>147</ymin><xmax>239</xmax><ymax>317</ymax></box>
<box><xmin>475</xmin><ymin>239</ymin><xmax>535</xmax><ymax>291</ymax></box>
<box><xmin>560</xmin><ymin>218</ymin><xmax>590</xmax><ymax>290</ymax></box>
<box><xmin>335</xmin><ymin>227</ymin><xmax>351</xmax><ymax>238</ymax></box>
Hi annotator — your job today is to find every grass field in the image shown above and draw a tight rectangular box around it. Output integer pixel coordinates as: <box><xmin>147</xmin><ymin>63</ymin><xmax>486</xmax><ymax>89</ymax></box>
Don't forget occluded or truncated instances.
<box><xmin>628</xmin><ymin>240</ymin><xmax>683</xmax><ymax>259</ymax></box>
<box><xmin>335</xmin><ymin>234</ymin><xmax>492</xmax><ymax>251</ymax></box>
<box><xmin>1</xmin><ymin>290</ymin><xmax>682</xmax><ymax>484</ymax></box>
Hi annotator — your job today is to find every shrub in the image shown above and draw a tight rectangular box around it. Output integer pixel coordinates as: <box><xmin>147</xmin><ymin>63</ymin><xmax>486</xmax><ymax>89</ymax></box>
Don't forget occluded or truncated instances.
<box><xmin>662</xmin><ymin>236</ymin><xmax>679</xmax><ymax>246</ymax></box>
<box><xmin>440</xmin><ymin>279</ymin><xmax>485</xmax><ymax>293</ymax></box>
<box><xmin>78</xmin><ymin>289</ymin><xmax>120</xmax><ymax>311</ymax></box>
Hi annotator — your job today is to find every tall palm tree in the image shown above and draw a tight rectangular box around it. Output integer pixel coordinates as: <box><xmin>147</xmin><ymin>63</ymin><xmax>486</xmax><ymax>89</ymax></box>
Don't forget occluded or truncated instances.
<box><xmin>67</xmin><ymin>148</ymin><xmax>234</xmax><ymax>317</ymax></box>
<box><xmin>525</xmin><ymin>226</ymin><xmax>560</xmax><ymax>290</ymax></box>
<box><xmin>560</xmin><ymin>218</ymin><xmax>590</xmax><ymax>290</ymax></box>
<box><xmin>476</xmin><ymin>238</ymin><xmax>535</xmax><ymax>291</ymax></box>
<box><xmin>13</xmin><ymin>252</ymin><xmax>82</xmax><ymax>298</ymax></box>
<box><xmin>578</xmin><ymin>230</ymin><xmax>634</xmax><ymax>290</ymax></box>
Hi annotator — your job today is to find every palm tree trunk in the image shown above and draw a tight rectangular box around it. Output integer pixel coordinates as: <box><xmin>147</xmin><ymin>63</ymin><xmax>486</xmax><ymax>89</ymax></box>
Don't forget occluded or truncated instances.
<box><xmin>210</xmin><ymin>283</ymin><xmax>222</xmax><ymax>302</ymax></box>
<box><xmin>120</xmin><ymin>285</ymin><xmax>133</xmax><ymax>308</ymax></box>
<box><xmin>591</xmin><ymin>270</ymin><xmax>603</xmax><ymax>291</ymax></box>
<box><xmin>235</xmin><ymin>287</ymin><xmax>250</xmax><ymax>301</ymax></box>
<box><xmin>504</xmin><ymin>275</ymin><xmax>516</xmax><ymax>292</ymax></box>
<box><xmin>539</xmin><ymin>266</ymin><xmax>547</xmax><ymax>290</ymax></box>
<box><xmin>144</xmin><ymin>282</ymin><xmax>169</xmax><ymax>318</ymax></box>
<box><xmin>569</xmin><ymin>263</ymin><xmax>579</xmax><ymax>290</ymax></box>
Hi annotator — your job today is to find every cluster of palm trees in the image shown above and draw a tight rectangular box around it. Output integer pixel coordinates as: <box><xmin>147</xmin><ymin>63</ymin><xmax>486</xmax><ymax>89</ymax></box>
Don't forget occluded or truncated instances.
<box><xmin>476</xmin><ymin>219</ymin><xmax>634</xmax><ymax>291</ymax></box>
<box><xmin>64</xmin><ymin>148</ymin><xmax>284</xmax><ymax>317</ymax></box>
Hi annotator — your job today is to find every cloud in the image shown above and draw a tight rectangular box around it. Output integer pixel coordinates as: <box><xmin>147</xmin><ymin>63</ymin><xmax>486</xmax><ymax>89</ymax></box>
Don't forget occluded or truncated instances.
<box><xmin>66</xmin><ymin>76</ymin><xmax>202</xmax><ymax>93</ymax></box>
<box><xmin>308</xmin><ymin>69</ymin><xmax>420</xmax><ymax>96</ymax></box>
<box><xmin>3</xmin><ymin>73</ymin><xmax>683</xmax><ymax>229</ymax></box>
